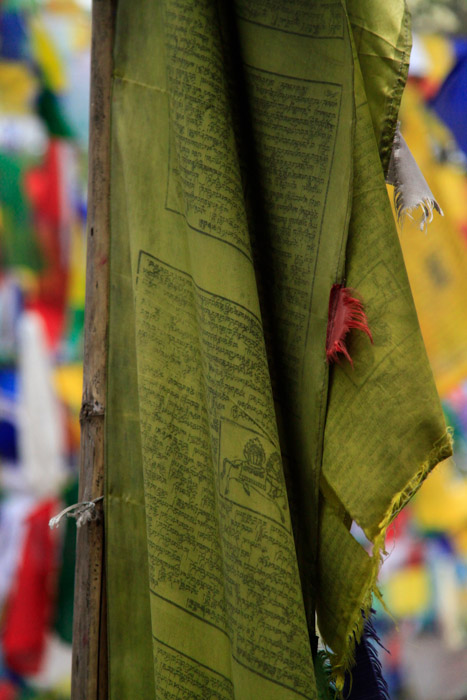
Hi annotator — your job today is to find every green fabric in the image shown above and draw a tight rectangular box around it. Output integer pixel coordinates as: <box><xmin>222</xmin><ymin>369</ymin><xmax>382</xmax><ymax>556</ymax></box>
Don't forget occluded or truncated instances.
<box><xmin>106</xmin><ymin>132</ymin><xmax>156</xmax><ymax>699</ymax></box>
<box><xmin>62</xmin><ymin>307</ymin><xmax>84</xmax><ymax>362</ymax></box>
<box><xmin>314</xmin><ymin>651</ymin><xmax>334</xmax><ymax>700</ymax></box>
<box><xmin>53</xmin><ymin>479</ymin><xmax>78</xmax><ymax>644</ymax></box>
<box><xmin>0</xmin><ymin>152</ymin><xmax>43</xmax><ymax>271</ymax></box>
<box><xmin>317</xmin><ymin>499</ymin><xmax>374</xmax><ymax>667</ymax></box>
<box><xmin>347</xmin><ymin>0</ymin><xmax>411</xmax><ymax>171</ymax></box>
<box><xmin>36</xmin><ymin>87</ymin><xmax>75</xmax><ymax>139</ymax></box>
<box><xmin>317</xmin><ymin>33</ymin><xmax>451</xmax><ymax>682</ymax></box>
<box><xmin>105</xmin><ymin>1</ymin><xmax>451</xmax><ymax>697</ymax></box>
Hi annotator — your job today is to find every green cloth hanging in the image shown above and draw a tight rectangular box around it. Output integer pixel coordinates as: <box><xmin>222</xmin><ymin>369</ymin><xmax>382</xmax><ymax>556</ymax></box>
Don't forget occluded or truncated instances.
<box><xmin>105</xmin><ymin>2</ymin><xmax>451</xmax><ymax>698</ymax></box>
<box><xmin>0</xmin><ymin>152</ymin><xmax>43</xmax><ymax>271</ymax></box>
<box><xmin>53</xmin><ymin>479</ymin><xmax>78</xmax><ymax>645</ymax></box>
<box><xmin>36</xmin><ymin>87</ymin><xmax>75</xmax><ymax>139</ymax></box>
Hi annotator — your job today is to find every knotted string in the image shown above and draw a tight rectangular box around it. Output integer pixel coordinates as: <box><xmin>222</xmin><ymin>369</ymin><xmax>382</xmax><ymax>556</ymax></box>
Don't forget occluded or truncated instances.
<box><xmin>49</xmin><ymin>496</ymin><xmax>104</xmax><ymax>529</ymax></box>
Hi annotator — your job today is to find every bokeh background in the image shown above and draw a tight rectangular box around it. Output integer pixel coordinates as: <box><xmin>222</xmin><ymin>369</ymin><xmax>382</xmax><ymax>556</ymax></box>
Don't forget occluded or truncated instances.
<box><xmin>0</xmin><ymin>1</ymin><xmax>89</xmax><ymax>698</ymax></box>
<box><xmin>0</xmin><ymin>1</ymin><xmax>466</xmax><ymax>698</ymax></box>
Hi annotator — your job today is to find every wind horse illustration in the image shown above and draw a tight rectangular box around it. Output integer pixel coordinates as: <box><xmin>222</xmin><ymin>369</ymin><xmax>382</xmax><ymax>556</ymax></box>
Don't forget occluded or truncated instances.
<box><xmin>221</xmin><ymin>437</ymin><xmax>287</xmax><ymax>523</ymax></box>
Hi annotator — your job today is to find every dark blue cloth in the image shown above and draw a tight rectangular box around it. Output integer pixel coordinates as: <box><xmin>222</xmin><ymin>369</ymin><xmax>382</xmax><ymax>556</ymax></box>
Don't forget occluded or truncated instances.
<box><xmin>453</xmin><ymin>38</ymin><xmax>467</xmax><ymax>64</ymax></box>
<box><xmin>0</xmin><ymin>368</ymin><xmax>18</xmax><ymax>461</ymax></box>
<box><xmin>430</xmin><ymin>54</ymin><xmax>467</xmax><ymax>157</ymax></box>
<box><xmin>0</xmin><ymin>11</ymin><xmax>28</xmax><ymax>60</ymax></box>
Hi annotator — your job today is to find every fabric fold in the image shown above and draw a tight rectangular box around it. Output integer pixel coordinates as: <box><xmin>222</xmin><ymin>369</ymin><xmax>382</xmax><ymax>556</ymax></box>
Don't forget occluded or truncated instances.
<box><xmin>105</xmin><ymin>1</ymin><xmax>451</xmax><ymax>698</ymax></box>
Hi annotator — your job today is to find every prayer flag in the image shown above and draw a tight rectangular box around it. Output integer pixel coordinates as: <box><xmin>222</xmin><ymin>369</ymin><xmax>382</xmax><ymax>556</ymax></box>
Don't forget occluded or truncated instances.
<box><xmin>104</xmin><ymin>2</ymin><xmax>451</xmax><ymax>697</ymax></box>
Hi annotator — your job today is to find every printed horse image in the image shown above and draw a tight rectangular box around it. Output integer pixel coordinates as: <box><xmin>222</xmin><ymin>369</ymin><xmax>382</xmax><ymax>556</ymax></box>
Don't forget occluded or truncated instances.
<box><xmin>221</xmin><ymin>437</ymin><xmax>287</xmax><ymax>523</ymax></box>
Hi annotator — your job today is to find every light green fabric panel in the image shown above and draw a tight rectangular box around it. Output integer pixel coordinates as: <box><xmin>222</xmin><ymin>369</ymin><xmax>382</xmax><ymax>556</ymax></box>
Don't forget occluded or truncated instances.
<box><xmin>321</xmin><ymin>50</ymin><xmax>451</xmax><ymax>542</ymax></box>
<box><xmin>106</xmin><ymin>131</ymin><xmax>156</xmax><ymax>699</ymax></box>
<box><xmin>347</xmin><ymin>0</ymin><xmax>411</xmax><ymax>171</ymax></box>
<box><xmin>317</xmin><ymin>34</ymin><xmax>451</xmax><ymax>684</ymax></box>
<box><xmin>316</xmin><ymin>498</ymin><xmax>373</xmax><ymax>667</ymax></box>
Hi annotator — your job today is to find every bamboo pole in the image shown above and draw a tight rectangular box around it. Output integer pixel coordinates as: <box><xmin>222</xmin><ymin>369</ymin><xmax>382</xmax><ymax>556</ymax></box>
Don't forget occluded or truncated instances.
<box><xmin>71</xmin><ymin>1</ymin><xmax>115</xmax><ymax>698</ymax></box>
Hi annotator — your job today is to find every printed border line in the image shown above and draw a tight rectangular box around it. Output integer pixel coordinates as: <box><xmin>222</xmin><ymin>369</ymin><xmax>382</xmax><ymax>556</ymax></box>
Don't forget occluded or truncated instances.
<box><xmin>304</xmin><ymin>85</ymin><xmax>343</xmax><ymax>363</ymax></box>
<box><xmin>164</xmin><ymin>117</ymin><xmax>172</xmax><ymax>217</ymax></box>
<box><xmin>150</xmin><ymin>591</ymin><xmax>314</xmax><ymax>699</ymax></box>
<box><xmin>304</xmin><ymin>83</ymin><xmax>343</xmax><ymax>476</ymax></box>
<box><xmin>335</xmin><ymin>327</ymin><xmax>419</xmax><ymax>399</ymax></box>
<box><xmin>152</xmin><ymin>634</ymin><xmax>234</xmax><ymax>688</ymax></box>
<box><xmin>136</xmin><ymin>250</ymin><xmax>263</xmax><ymax>328</ymax></box>
<box><xmin>243</xmin><ymin>63</ymin><xmax>342</xmax><ymax>88</ymax></box>
<box><xmin>236</xmin><ymin>13</ymin><xmax>344</xmax><ymax>40</ymax></box>
<box><xmin>164</xmin><ymin>73</ymin><xmax>341</xmax><ymax>261</ymax></box>
<box><xmin>327</xmin><ymin>257</ymin><xmax>415</xmax><ymax>394</ymax></box>
<box><xmin>218</xmin><ymin>492</ymin><xmax>290</xmax><ymax>535</ymax></box>
<box><xmin>231</xmin><ymin>651</ymin><xmax>314</xmax><ymax>700</ymax></box>
<box><xmin>241</xmin><ymin>63</ymin><xmax>344</xmax><ymax>375</ymax></box>
<box><xmin>164</xmin><ymin>107</ymin><xmax>253</xmax><ymax>265</ymax></box>
<box><xmin>150</xmin><ymin>588</ymin><xmax>229</xmax><ymax>639</ymax></box>
<box><xmin>165</xmin><ymin>205</ymin><xmax>254</xmax><ymax>265</ymax></box>
<box><xmin>221</xmin><ymin>413</ymin><xmax>279</xmax><ymax>454</ymax></box>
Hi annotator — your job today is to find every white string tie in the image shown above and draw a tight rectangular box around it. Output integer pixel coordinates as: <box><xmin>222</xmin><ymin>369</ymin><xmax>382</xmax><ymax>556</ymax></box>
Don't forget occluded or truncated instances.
<box><xmin>49</xmin><ymin>496</ymin><xmax>104</xmax><ymax>529</ymax></box>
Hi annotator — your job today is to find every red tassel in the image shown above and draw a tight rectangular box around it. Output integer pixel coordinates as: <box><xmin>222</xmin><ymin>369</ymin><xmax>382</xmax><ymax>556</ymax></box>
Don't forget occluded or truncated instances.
<box><xmin>326</xmin><ymin>285</ymin><xmax>373</xmax><ymax>367</ymax></box>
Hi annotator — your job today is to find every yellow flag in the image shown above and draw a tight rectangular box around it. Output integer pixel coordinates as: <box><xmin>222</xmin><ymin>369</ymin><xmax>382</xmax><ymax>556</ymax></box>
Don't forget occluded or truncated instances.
<box><xmin>395</xmin><ymin>82</ymin><xmax>467</xmax><ymax>396</ymax></box>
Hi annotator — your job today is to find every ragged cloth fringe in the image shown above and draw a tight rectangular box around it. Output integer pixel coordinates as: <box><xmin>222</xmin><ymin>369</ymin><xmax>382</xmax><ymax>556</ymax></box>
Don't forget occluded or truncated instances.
<box><xmin>343</xmin><ymin>609</ymin><xmax>390</xmax><ymax>700</ymax></box>
<box><xmin>386</xmin><ymin>123</ymin><xmax>443</xmax><ymax>231</ymax></box>
<box><xmin>314</xmin><ymin>650</ymin><xmax>336</xmax><ymax>700</ymax></box>
<box><xmin>331</xmin><ymin>429</ymin><xmax>453</xmax><ymax>694</ymax></box>
<box><xmin>326</xmin><ymin>285</ymin><xmax>373</xmax><ymax>367</ymax></box>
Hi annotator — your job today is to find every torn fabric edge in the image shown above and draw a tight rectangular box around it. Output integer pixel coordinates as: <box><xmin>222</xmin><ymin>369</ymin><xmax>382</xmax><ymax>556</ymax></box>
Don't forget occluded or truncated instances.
<box><xmin>331</xmin><ymin>428</ymin><xmax>452</xmax><ymax>694</ymax></box>
<box><xmin>386</xmin><ymin>123</ymin><xmax>443</xmax><ymax>231</ymax></box>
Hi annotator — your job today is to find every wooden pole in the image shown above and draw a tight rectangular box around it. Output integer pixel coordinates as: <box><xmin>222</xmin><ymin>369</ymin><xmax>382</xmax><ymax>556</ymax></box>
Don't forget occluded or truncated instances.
<box><xmin>71</xmin><ymin>1</ymin><xmax>115</xmax><ymax>698</ymax></box>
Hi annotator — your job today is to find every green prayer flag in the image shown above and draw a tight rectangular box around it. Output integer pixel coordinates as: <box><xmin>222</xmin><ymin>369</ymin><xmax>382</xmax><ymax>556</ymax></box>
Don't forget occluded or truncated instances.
<box><xmin>36</xmin><ymin>87</ymin><xmax>75</xmax><ymax>139</ymax></box>
<box><xmin>0</xmin><ymin>152</ymin><xmax>43</xmax><ymax>271</ymax></box>
<box><xmin>53</xmin><ymin>479</ymin><xmax>79</xmax><ymax>644</ymax></box>
<box><xmin>105</xmin><ymin>1</ymin><xmax>451</xmax><ymax>697</ymax></box>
